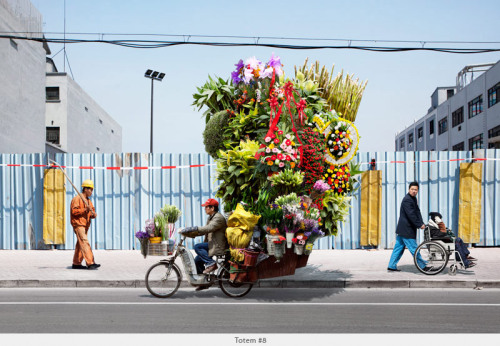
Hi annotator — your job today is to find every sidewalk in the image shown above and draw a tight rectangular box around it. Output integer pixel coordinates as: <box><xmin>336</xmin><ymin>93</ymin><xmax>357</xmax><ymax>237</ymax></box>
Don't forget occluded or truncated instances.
<box><xmin>1</xmin><ymin>248</ymin><xmax>499</xmax><ymax>289</ymax></box>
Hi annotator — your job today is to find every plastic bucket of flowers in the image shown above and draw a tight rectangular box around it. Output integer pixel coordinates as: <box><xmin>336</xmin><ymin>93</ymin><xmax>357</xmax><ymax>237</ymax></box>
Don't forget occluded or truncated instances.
<box><xmin>135</xmin><ymin>230</ymin><xmax>150</xmax><ymax>258</ymax></box>
<box><xmin>242</xmin><ymin>249</ymin><xmax>260</xmax><ymax>267</ymax></box>
<box><xmin>294</xmin><ymin>244</ymin><xmax>305</xmax><ymax>255</ymax></box>
<box><xmin>266</xmin><ymin>235</ymin><xmax>280</xmax><ymax>256</ymax></box>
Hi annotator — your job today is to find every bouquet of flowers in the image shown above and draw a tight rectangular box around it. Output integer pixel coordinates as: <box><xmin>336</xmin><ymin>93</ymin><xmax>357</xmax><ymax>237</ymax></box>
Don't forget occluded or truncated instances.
<box><xmin>161</xmin><ymin>204</ymin><xmax>182</xmax><ymax>223</ymax></box>
<box><xmin>292</xmin><ymin>233</ymin><xmax>308</xmax><ymax>246</ymax></box>
<box><xmin>154</xmin><ymin>212</ymin><xmax>166</xmax><ymax>238</ymax></box>
<box><xmin>144</xmin><ymin>219</ymin><xmax>155</xmax><ymax>237</ymax></box>
<box><xmin>323</xmin><ymin>164</ymin><xmax>351</xmax><ymax>194</ymax></box>
<box><xmin>135</xmin><ymin>230</ymin><xmax>150</xmax><ymax>258</ymax></box>
<box><xmin>257</xmin><ymin>127</ymin><xmax>301</xmax><ymax>171</ymax></box>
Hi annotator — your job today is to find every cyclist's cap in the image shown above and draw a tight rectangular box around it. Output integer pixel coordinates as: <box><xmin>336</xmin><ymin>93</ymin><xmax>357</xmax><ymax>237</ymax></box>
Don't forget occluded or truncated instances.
<box><xmin>201</xmin><ymin>198</ymin><xmax>219</xmax><ymax>207</ymax></box>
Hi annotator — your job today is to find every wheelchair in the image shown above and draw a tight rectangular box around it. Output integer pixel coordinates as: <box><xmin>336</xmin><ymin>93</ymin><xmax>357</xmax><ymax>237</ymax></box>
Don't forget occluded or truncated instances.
<box><xmin>413</xmin><ymin>225</ymin><xmax>466</xmax><ymax>275</ymax></box>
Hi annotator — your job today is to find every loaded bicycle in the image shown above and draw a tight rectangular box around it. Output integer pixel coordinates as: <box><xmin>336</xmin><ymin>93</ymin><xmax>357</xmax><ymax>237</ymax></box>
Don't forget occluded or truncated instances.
<box><xmin>145</xmin><ymin>231</ymin><xmax>254</xmax><ymax>298</ymax></box>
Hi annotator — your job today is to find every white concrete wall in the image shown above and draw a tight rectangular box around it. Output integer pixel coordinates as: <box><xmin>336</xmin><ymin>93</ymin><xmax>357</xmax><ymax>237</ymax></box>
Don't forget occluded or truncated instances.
<box><xmin>45</xmin><ymin>74</ymin><xmax>122</xmax><ymax>153</ymax></box>
<box><xmin>0</xmin><ymin>0</ymin><xmax>46</xmax><ymax>153</ymax></box>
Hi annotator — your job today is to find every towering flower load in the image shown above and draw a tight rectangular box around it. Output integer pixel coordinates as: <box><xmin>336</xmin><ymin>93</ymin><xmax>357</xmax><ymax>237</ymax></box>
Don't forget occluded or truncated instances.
<box><xmin>193</xmin><ymin>55</ymin><xmax>366</xmax><ymax>254</ymax></box>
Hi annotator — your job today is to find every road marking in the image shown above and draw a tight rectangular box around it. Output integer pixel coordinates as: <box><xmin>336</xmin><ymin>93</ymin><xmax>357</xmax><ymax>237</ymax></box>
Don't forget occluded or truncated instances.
<box><xmin>1</xmin><ymin>302</ymin><xmax>500</xmax><ymax>306</ymax></box>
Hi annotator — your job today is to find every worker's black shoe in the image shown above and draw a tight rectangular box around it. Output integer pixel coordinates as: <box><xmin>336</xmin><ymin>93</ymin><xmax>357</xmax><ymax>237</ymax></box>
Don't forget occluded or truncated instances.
<box><xmin>87</xmin><ymin>264</ymin><xmax>101</xmax><ymax>270</ymax></box>
<box><xmin>72</xmin><ymin>264</ymin><xmax>86</xmax><ymax>269</ymax></box>
<box><xmin>387</xmin><ymin>268</ymin><xmax>401</xmax><ymax>272</ymax></box>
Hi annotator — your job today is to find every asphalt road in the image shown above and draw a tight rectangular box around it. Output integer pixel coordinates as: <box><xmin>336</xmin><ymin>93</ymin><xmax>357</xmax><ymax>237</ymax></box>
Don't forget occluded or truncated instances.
<box><xmin>1</xmin><ymin>287</ymin><xmax>500</xmax><ymax>334</ymax></box>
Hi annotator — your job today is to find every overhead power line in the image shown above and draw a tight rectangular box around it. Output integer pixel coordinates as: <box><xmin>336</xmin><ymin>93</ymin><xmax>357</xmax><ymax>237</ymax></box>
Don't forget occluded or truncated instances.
<box><xmin>1</xmin><ymin>34</ymin><xmax>500</xmax><ymax>54</ymax></box>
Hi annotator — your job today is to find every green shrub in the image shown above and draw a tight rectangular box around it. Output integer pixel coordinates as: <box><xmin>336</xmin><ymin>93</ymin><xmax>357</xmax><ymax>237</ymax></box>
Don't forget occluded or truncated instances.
<box><xmin>203</xmin><ymin>110</ymin><xmax>229</xmax><ymax>159</ymax></box>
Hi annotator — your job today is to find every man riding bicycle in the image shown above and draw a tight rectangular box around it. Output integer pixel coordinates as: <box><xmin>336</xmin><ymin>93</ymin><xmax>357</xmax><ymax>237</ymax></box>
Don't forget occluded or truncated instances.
<box><xmin>181</xmin><ymin>198</ymin><xmax>228</xmax><ymax>291</ymax></box>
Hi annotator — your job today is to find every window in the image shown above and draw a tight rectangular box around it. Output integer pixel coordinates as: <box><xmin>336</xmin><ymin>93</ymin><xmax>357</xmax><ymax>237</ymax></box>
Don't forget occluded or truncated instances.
<box><xmin>468</xmin><ymin>95</ymin><xmax>483</xmax><ymax>118</ymax></box>
<box><xmin>46</xmin><ymin>127</ymin><xmax>60</xmax><ymax>145</ymax></box>
<box><xmin>452</xmin><ymin>107</ymin><xmax>464</xmax><ymax>127</ymax></box>
<box><xmin>417</xmin><ymin>127</ymin><xmax>423</xmax><ymax>139</ymax></box>
<box><xmin>469</xmin><ymin>133</ymin><xmax>484</xmax><ymax>150</ymax></box>
<box><xmin>429</xmin><ymin>120</ymin><xmax>435</xmax><ymax>135</ymax></box>
<box><xmin>489</xmin><ymin>82</ymin><xmax>500</xmax><ymax>108</ymax></box>
<box><xmin>408</xmin><ymin>133</ymin><xmax>414</xmax><ymax>145</ymax></box>
<box><xmin>447</xmin><ymin>89</ymin><xmax>454</xmax><ymax>99</ymax></box>
<box><xmin>452</xmin><ymin>142</ymin><xmax>464</xmax><ymax>151</ymax></box>
<box><xmin>488</xmin><ymin>125</ymin><xmax>500</xmax><ymax>139</ymax></box>
<box><xmin>46</xmin><ymin>87</ymin><xmax>60</xmax><ymax>101</ymax></box>
<box><xmin>438</xmin><ymin>117</ymin><xmax>448</xmax><ymax>135</ymax></box>
<box><xmin>400</xmin><ymin>137</ymin><xmax>405</xmax><ymax>149</ymax></box>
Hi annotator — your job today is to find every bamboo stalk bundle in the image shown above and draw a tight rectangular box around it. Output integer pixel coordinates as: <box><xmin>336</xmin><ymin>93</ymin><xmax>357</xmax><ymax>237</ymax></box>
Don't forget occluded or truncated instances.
<box><xmin>295</xmin><ymin>58</ymin><xmax>367</xmax><ymax>122</ymax></box>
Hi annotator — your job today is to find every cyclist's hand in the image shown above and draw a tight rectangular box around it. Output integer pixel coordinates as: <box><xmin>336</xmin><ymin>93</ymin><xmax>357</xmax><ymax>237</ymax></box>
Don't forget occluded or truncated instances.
<box><xmin>180</xmin><ymin>226</ymin><xmax>198</xmax><ymax>237</ymax></box>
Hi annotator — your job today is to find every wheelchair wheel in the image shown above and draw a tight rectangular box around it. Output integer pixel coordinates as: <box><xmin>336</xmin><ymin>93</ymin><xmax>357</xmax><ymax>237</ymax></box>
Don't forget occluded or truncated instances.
<box><xmin>449</xmin><ymin>264</ymin><xmax>457</xmax><ymax>276</ymax></box>
<box><xmin>414</xmin><ymin>241</ymin><xmax>448</xmax><ymax>275</ymax></box>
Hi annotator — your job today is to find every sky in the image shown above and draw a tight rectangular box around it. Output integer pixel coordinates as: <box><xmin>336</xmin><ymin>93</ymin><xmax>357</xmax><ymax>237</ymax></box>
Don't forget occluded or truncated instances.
<box><xmin>30</xmin><ymin>0</ymin><xmax>500</xmax><ymax>154</ymax></box>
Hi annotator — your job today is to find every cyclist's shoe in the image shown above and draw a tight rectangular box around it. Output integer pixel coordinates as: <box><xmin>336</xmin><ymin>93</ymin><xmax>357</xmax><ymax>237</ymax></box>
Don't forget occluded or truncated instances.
<box><xmin>203</xmin><ymin>263</ymin><xmax>218</xmax><ymax>274</ymax></box>
<box><xmin>195</xmin><ymin>285</ymin><xmax>210</xmax><ymax>292</ymax></box>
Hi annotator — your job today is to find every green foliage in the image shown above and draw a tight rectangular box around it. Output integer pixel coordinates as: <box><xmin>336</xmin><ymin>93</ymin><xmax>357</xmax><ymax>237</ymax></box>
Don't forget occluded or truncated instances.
<box><xmin>268</xmin><ymin>169</ymin><xmax>305</xmax><ymax>196</ymax></box>
<box><xmin>260</xmin><ymin>207</ymin><xmax>283</xmax><ymax>228</ymax></box>
<box><xmin>215</xmin><ymin>140</ymin><xmax>265</xmax><ymax>209</ymax></box>
<box><xmin>154</xmin><ymin>212</ymin><xmax>166</xmax><ymax>238</ymax></box>
<box><xmin>160</xmin><ymin>204</ymin><xmax>182</xmax><ymax>223</ymax></box>
<box><xmin>192</xmin><ymin>76</ymin><xmax>236</xmax><ymax>124</ymax></box>
<box><xmin>203</xmin><ymin>110</ymin><xmax>229</xmax><ymax>159</ymax></box>
<box><xmin>347</xmin><ymin>160</ymin><xmax>364</xmax><ymax>195</ymax></box>
<box><xmin>245</xmin><ymin>182</ymin><xmax>273</xmax><ymax>216</ymax></box>
<box><xmin>223</xmin><ymin>110</ymin><xmax>269</xmax><ymax>150</ymax></box>
<box><xmin>274</xmin><ymin>193</ymin><xmax>301</xmax><ymax>207</ymax></box>
<box><xmin>319</xmin><ymin>191</ymin><xmax>352</xmax><ymax>236</ymax></box>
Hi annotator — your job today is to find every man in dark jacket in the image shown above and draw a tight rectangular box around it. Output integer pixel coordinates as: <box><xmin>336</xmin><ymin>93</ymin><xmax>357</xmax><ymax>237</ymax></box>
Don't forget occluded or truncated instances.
<box><xmin>387</xmin><ymin>182</ymin><xmax>428</xmax><ymax>271</ymax></box>
<box><xmin>181</xmin><ymin>198</ymin><xmax>228</xmax><ymax>290</ymax></box>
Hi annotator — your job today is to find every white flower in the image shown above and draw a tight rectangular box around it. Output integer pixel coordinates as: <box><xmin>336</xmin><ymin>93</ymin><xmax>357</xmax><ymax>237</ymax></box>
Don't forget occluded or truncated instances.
<box><xmin>328</xmin><ymin>140</ymin><xmax>333</xmax><ymax>145</ymax></box>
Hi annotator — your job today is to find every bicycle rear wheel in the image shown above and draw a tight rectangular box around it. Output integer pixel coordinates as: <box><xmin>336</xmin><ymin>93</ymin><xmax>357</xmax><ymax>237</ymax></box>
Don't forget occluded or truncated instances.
<box><xmin>145</xmin><ymin>261</ymin><xmax>181</xmax><ymax>298</ymax></box>
<box><xmin>218</xmin><ymin>262</ymin><xmax>253</xmax><ymax>298</ymax></box>
<box><xmin>414</xmin><ymin>241</ymin><xmax>448</xmax><ymax>275</ymax></box>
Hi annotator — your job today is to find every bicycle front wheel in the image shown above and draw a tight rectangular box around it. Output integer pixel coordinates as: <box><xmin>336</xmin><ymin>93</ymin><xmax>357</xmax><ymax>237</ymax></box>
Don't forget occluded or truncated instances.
<box><xmin>217</xmin><ymin>263</ymin><xmax>253</xmax><ymax>298</ymax></box>
<box><xmin>145</xmin><ymin>261</ymin><xmax>181</xmax><ymax>298</ymax></box>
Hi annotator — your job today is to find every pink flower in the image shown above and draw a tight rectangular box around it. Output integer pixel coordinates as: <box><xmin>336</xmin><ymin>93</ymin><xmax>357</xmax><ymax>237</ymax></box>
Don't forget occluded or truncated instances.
<box><xmin>280</xmin><ymin>142</ymin><xmax>287</xmax><ymax>150</ymax></box>
<box><xmin>266</xmin><ymin>148</ymin><xmax>271</xmax><ymax>153</ymax></box>
<box><xmin>265</xmin><ymin>137</ymin><xmax>271</xmax><ymax>143</ymax></box>
<box><xmin>286</xmin><ymin>134</ymin><xmax>291</xmax><ymax>139</ymax></box>
<box><xmin>279</xmin><ymin>162</ymin><xmax>285</xmax><ymax>168</ymax></box>
<box><xmin>272</xmin><ymin>148</ymin><xmax>278</xmax><ymax>153</ymax></box>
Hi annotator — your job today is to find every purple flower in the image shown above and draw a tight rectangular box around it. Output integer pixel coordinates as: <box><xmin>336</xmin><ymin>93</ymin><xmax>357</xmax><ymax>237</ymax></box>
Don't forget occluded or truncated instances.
<box><xmin>231</xmin><ymin>70</ymin><xmax>242</xmax><ymax>85</ymax></box>
<box><xmin>135</xmin><ymin>230</ymin><xmax>150</xmax><ymax>239</ymax></box>
<box><xmin>267</xmin><ymin>53</ymin><xmax>283</xmax><ymax>76</ymax></box>
<box><xmin>235</xmin><ymin>59</ymin><xmax>244</xmax><ymax>71</ymax></box>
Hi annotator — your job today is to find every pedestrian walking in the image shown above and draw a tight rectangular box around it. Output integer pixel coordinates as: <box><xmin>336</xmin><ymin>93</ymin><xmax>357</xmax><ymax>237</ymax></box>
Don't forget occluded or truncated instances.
<box><xmin>387</xmin><ymin>182</ymin><xmax>428</xmax><ymax>272</ymax></box>
<box><xmin>71</xmin><ymin>179</ymin><xmax>100</xmax><ymax>270</ymax></box>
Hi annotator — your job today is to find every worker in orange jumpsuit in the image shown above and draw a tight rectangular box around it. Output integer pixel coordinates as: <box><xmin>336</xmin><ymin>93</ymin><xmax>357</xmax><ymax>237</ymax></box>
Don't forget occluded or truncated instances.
<box><xmin>71</xmin><ymin>179</ymin><xmax>100</xmax><ymax>270</ymax></box>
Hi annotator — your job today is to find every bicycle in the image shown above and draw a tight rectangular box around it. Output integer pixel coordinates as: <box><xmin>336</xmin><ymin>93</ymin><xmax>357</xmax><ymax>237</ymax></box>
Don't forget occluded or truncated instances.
<box><xmin>145</xmin><ymin>234</ymin><xmax>254</xmax><ymax>298</ymax></box>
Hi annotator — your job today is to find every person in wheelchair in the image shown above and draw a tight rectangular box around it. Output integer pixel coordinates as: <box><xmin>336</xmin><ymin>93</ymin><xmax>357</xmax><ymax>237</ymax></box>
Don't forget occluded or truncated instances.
<box><xmin>181</xmin><ymin>198</ymin><xmax>228</xmax><ymax>290</ymax></box>
<box><xmin>428</xmin><ymin>212</ymin><xmax>477</xmax><ymax>269</ymax></box>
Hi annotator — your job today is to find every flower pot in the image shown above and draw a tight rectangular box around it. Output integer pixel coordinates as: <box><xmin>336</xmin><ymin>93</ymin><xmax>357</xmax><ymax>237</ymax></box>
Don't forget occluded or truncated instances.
<box><xmin>149</xmin><ymin>237</ymin><xmax>162</xmax><ymax>244</ymax></box>
<box><xmin>304</xmin><ymin>243</ymin><xmax>314</xmax><ymax>255</ymax></box>
<box><xmin>286</xmin><ymin>233</ymin><xmax>294</xmax><ymax>248</ymax></box>
<box><xmin>266</xmin><ymin>235</ymin><xmax>280</xmax><ymax>255</ymax></box>
<box><xmin>273</xmin><ymin>242</ymin><xmax>285</xmax><ymax>260</ymax></box>
<box><xmin>294</xmin><ymin>244</ymin><xmax>305</xmax><ymax>255</ymax></box>
<box><xmin>243</xmin><ymin>249</ymin><xmax>259</xmax><ymax>267</ymax></box>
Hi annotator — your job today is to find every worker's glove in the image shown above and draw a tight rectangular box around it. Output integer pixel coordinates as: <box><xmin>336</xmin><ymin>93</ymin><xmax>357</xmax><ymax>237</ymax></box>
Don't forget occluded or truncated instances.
<box><xmin>180</xmin><ymin>226</ymin><xmax>198</xmax><ymax>237</ymax></box>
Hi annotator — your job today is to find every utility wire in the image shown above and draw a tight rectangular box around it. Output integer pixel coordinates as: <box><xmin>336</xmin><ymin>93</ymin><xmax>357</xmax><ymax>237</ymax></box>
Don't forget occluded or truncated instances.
<box><xmin>1</xmin><ymin>34</ymin><xmax>500</xmax><ymax>54</ymax></box>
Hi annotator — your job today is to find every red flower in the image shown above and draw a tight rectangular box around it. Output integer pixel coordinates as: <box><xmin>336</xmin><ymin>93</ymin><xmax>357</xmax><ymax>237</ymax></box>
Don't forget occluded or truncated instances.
<box><xmin>277</xmin><ymin>154</ymin><xmax>284</xmax><ymax>160</ymax></box>
<box><xmin>285</xmin><ymin>155</ymin><xmax>291</xmax><ymax>161</ymax></box>
<box><xmin>270</xmin><ymin>134</ymin><xmax>276</xmax><ymax>139</ymax></box>
<box><xmin>278</xmin><ymin>131</ymin><xmax>283</xmax><ymax>135</ymax></box>
<box><xmin>271</xmin><ymin>155</ymin><xmax>277</xmax><ymax>160</ymax></box>
<box><xmin>285</xmin><ymin>139</ymin><xmax>291</xmax><ymax>145</ymax></box>
<box><xmin>274</xmin><ymin>138</ymin><xmax>280</xmax><ymax>144</ymax></box>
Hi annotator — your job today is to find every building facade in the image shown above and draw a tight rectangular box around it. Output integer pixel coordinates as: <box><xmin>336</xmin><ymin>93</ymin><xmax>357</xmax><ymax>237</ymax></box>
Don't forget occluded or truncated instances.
<box><xmin>45</xmin><ymin>61</ymin><xmax>122</xmax><ymax>153</ymax></box>
<box><xmin>0</xmin><ymin>0</ymin><xmax>122</xmax><ymax>154</ymax></box>
<box><xmin>395</xmin><ymin>61</ymin><xmax>500</xmax><ymax>152</ymax></box>
<box><xmin>0</xmin><ymin>0</ymin><xmax>47</xmax><ymax>153</ymax></box>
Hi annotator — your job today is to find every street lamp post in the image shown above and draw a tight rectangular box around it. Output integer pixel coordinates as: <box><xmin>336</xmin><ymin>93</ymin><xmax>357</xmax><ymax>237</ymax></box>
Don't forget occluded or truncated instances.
<box><xmin>144</xmin><ymin>69</ymin><xmax>165</xmax><ymax>153</ymax></box>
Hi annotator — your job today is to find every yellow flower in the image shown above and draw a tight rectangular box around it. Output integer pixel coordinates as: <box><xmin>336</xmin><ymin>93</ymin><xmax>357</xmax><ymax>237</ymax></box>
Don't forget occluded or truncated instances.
<box><xmin>269</xmin><ymin>143</ymin><xmax>275</xmax><ymax>149</ymax></box>
<box><xmin>335</xmin><ymin>130</ymin><xmax>339</xmax><ymax>134</ymax></box>
<box><xmin>267</xmin><ymin>161</ymin><xmax>273</xmax><ymax>166</ymax></box>
<box><xmin>291</xmin><ymin>141</ymin><xmax>295</xmax><ymax>146</ymax></box>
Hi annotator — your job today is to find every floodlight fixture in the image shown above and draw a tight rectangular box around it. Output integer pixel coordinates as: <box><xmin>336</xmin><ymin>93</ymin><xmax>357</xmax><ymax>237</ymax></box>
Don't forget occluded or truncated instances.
<box><xmin>158</xmin><ymin>72</ymin><xmax>165</xmax><ymax>81</ymax></box>
<box><xmin>145</xmin><ymin>69</ymin><xmax>153</xmax><ymax>77</ymax></box>
<box><xmin>144</xmin><ymin>69</ymin><xmax>166</xmax><ymax>153</ymax></box>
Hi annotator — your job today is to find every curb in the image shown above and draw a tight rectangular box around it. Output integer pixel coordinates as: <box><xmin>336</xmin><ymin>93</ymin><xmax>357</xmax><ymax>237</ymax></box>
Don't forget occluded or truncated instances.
<box><xmin>1</xmin><ymin>279</ymin><xmax>499</xmax><ymax>289</ymax></box>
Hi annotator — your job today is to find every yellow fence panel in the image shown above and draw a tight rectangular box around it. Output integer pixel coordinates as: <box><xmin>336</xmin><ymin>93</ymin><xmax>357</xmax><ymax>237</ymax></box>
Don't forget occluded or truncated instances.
<box><xmin>43</xmin><ymin>169</ymin><xmax>66</xmax><ymax>245</ymax></box>
<box><xmin>360</xmin><ymin>170</ymin><xmax>382</xmax><ymax>246</ymax></box>
<box><xmin>458</xmin><ymin>162</ymin><xmax>482</xmax><ymax>243</ymax></box>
